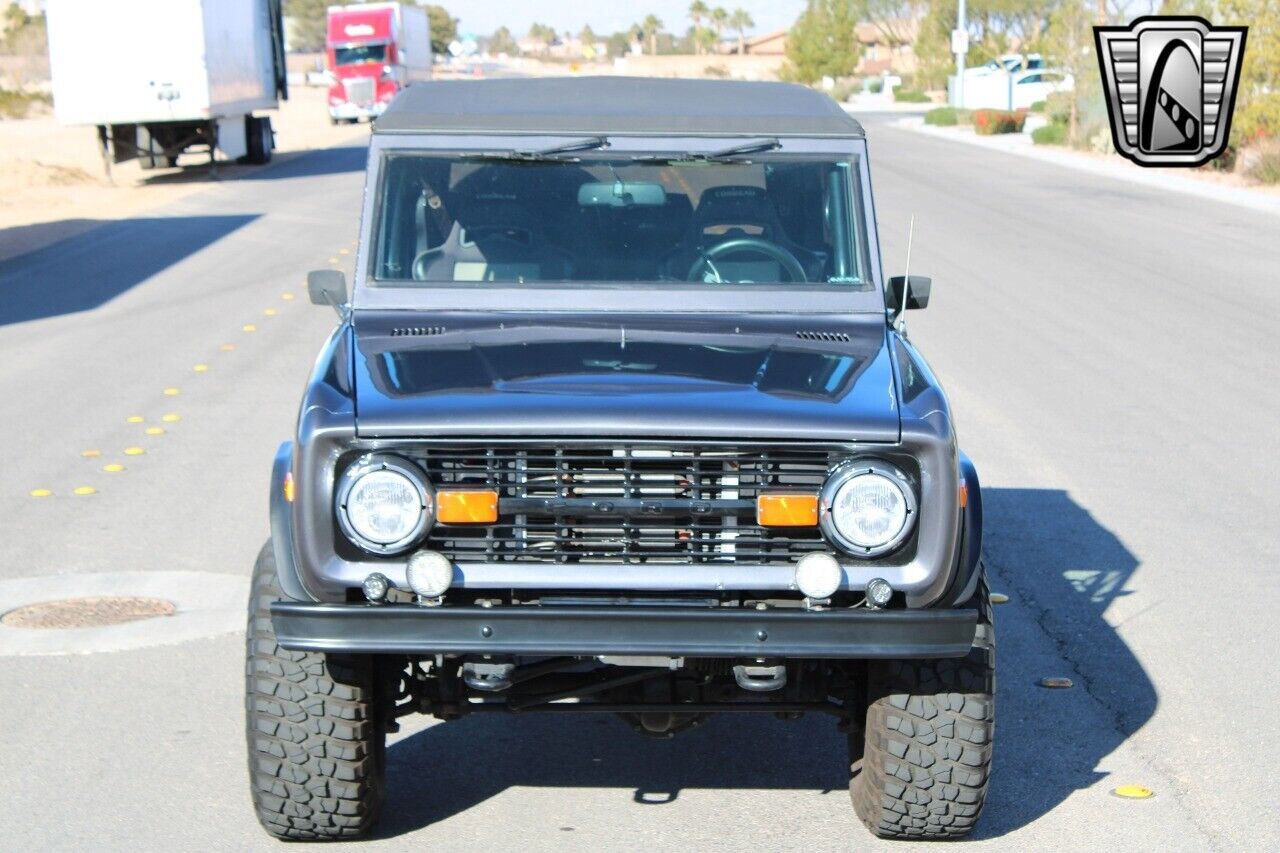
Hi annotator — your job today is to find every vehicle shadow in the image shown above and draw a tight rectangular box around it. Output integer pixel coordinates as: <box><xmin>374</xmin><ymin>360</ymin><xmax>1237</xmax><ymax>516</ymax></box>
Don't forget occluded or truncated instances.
<box><xmin>0</xmin><ymin>214</ymin><xmax>258</xmax><ymax>326</ymax></box>
<box><xmin>134</xmin><ymin>144</ymin><xmax>368</xmax><ymax>186</ymax></box>
<box><xmin>377</xmin><ymin>487</ymin><xmax>1152</xmax><ymax>839</ymax></box>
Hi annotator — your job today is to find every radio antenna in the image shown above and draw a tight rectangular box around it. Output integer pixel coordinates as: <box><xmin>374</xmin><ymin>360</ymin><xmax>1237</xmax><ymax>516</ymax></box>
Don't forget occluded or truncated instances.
<box><xmin>894</xmin><ymin>215</ymin><xmax>915</xmax><ymax>332</ymax></box>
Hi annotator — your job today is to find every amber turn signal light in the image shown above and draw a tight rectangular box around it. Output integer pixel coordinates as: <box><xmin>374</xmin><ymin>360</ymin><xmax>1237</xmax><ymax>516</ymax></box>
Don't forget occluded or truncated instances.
<box><xmin>436</xmin><ymin>489</ymin><xmax>499</xmax><ymax>524</ymax></box>
<box><xmin>757</xmin><ymin>493</ymin><xmax>819</xmax><ymax>527</ymax></box>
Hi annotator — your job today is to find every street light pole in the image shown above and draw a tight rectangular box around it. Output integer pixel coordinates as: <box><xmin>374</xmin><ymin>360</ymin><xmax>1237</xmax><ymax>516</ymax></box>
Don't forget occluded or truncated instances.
<box><xmin>954</xmin><ymin>0</ymin><xmax>967</xmax><ymax>108</ymax></box>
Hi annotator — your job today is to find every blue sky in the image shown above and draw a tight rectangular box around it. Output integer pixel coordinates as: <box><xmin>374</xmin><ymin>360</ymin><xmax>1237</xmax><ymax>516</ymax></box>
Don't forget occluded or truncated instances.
<box><xmin>451</xmin><ymin>1</ymin><xmax>808</xmax><ymax>40</ymax></box>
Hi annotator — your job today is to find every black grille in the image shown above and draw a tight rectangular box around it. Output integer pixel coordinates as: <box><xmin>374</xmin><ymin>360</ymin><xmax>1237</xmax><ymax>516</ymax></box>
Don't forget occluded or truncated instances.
<box><xmin>410</xmin><ymin>444</ymin><xmax>846</xmax><ymax>565</ymax></box>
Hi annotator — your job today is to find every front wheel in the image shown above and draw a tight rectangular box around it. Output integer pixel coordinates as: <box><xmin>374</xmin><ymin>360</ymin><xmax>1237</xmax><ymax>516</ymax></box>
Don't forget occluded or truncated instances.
<box><xmin>245</xmin><ymin>542</ymin><xmax>386</xmax><ymax>840</ymax></box>
<box><xmin>848</xmin><ymin>576</ymin><xmax>995</xmax><ymax>839</ymax></box>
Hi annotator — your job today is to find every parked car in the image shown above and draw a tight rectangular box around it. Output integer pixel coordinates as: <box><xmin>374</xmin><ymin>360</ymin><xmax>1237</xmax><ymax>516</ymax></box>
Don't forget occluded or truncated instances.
<box><xmin>966</xmin><ymin>52</ymin><xmax>1045</xmax><ymax>78</ymax></box>
<box><xmin>962</xmin><ymin>65</ymin><xmax>1073</xmax><ymax>110</ymax></box>
<box><xmin>246</xmin><ymin>77</ymin><xmax>994</xmax><ymax>842</ymax></box>
<box><xmin>1011</xmin><ymin>69</ymin><xmax>1074</xmax><ymax>109</ymax></box>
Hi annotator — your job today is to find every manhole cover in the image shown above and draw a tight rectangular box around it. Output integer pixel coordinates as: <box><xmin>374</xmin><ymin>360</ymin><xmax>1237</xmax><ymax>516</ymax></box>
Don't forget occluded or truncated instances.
<box><xmin>2</xmin><ymin>596</ymin><xmax>175</xmax><ymax>629</ymax></box>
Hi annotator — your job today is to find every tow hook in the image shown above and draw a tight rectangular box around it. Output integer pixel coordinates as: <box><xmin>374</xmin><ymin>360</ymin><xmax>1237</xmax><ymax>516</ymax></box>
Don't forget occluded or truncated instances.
<box><xmin>733</xmin><ymin>663</ymin><xmax>787</xmax><ymax>692</ymax></box>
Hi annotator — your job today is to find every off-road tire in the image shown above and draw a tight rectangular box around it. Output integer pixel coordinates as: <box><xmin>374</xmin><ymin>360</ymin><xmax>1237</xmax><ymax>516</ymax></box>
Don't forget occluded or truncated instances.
<box><xmin>849</xmin><ymin>575</ymin><xmax>995</xmax><ymax>839</ymax></box>
<box><xmin>245</xmin><ymin>542</ymin><xmax>386</xmax><ymax>840</ymax></box>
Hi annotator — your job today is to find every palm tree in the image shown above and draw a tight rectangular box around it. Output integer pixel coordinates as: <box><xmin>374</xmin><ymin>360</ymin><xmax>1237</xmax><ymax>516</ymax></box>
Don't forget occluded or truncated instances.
<box><xmin>641</xmin><ymin>14</ymin><xmax>663</xmax><ymax>56</ymax></box>
<box><xmin>728</xmin><ymin>8</ymin><xmax>754</xmax><ymax>55</ymax></box>
<box><xmin>710</xmin><ymin>7</ymin><xmax>729</xmax><ymax>51</ymax></box>
<box><xmin>688</xmin><ymin>1</ymin><xmax>709</xmax><ymax>53</ymax></box>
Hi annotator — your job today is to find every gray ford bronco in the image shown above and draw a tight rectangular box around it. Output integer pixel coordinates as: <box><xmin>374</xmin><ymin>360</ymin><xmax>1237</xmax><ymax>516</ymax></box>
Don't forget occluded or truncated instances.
<box><xmin>246</xmin><ymin>77</ymin><xmax>993</xmax><ymax>841</ymax></box>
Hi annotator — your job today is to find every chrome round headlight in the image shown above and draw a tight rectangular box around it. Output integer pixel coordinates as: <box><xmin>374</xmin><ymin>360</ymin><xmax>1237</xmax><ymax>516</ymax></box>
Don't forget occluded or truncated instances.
<box><xmin>820</xmin><ymin>460</ymin><xmax>916</xmax><ymax>557</ymax></box>
<box><xmin>335</xmin><ymin>455</ymin><xmax>433</xmax><ymax>554</ymax></box>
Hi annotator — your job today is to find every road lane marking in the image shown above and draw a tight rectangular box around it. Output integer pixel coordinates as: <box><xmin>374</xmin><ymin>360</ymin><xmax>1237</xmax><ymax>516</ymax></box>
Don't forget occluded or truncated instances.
<box><xmin>144</xmin><ymin>427</ymin><xmax>164</xmax><ymax>436</ymax></box>
<box><xmin>339</xmin><ymin>248</ymin><xmax>350</xmax><ymax>255</ymax></box>
<box><xmin>193</xmin><ymin>363</ymin><xmax>209</xmax><ymax>372</ymax></box>
<box><xmin>73</xmin><ymin>486</ymin><xmax>96</xmax><ymax>496</ymax></box>
<box><xmin>102</xmin><ymin>463</ymin><xmax>124</xmax><ymax>473</ymax></box>
<box><xmin>80</xmin><ymin>450</ymin><xmax>101</xmax><ymax>458</ymax></box>
<box><xmin>242</xmin><ymin>324</ymin><xmax>257</xmax><ymax>333</ymax></box>
<box><xmin>29</xmin><ymin>489</ymin><xmax>52</xmax><ymax>498</ymax></box>
<box><xmin>1039</xmin><ymin>677</ymin><xmax>1074</xmax><ymax>689</ymax></box>
<box><xmin>263</xmin><ymin>308</ymin><xmax>277</xmax><ymax>316</ymax></box>
<box><xmin>124</xmin><ymin>447</ymin><xmax>145</xmax><ymax>456</ymax></box>
<box><xmin>221</xmin><ymin>343</ymin><xmax>235</xmax><ymax>351</ymax></box>
<box><xmin>990</xmin><ymin>593</ymin><xmax>1009</xmax><ymax>604</ymax></box>
<box><xmin>163</xmin><ymin>387</ymin><xmax>180</xmax><ymax>396</ymax></box>
<box><xmin>126</xmin><ymin>415</ymin><xmax>144</xmax><ymax>423</ymax></box>
<box><xmin>281</xmin><ymin>293</ymin><xmax>294</xmax><ymax>300</ymax></box>
<box><xmin>1112</xmin><ymin>785</ymin><xmax>1155</xmax><ymax>799</ymax></box>
<box><xmin>162</xmin><ymin>414</ymin><xmax>181</xmax><ymax>423</ymax></box>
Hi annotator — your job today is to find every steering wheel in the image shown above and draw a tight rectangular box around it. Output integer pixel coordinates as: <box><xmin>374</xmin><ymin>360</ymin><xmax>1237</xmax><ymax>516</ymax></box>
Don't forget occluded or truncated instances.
<box><xmin>686</xmin><ymin>237</ymin><xmax>807</xmax><ymax>283</ymax></box>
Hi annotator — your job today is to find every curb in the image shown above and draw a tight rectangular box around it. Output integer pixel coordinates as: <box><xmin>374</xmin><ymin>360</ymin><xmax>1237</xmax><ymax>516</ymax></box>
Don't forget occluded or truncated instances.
<box><xmin>894</xmin><ymin>117</ymin><xmax>1280</xmax><ymax>218</ymax></box>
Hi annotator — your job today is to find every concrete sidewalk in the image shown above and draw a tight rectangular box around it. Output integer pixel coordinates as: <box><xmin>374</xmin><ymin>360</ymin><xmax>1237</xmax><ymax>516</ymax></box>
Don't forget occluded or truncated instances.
<box><xmin>895</xmin><ymin>116</ymin><xmax>1280</xmax><ymax>218</ymax></box>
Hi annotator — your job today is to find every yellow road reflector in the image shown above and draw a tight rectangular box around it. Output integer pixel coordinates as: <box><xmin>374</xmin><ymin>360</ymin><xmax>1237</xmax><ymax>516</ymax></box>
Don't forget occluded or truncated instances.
<box><xmin>339</xmin><ymin>248</ymin><xmax>350</xmax><ymax>255</ymax></box>
<box><xmin>263</xmin><ymin>308</ymin><xmax>277</xmax><ymax>317</ymax></box>
<box><xmin>990</xmin><ymin>593</ymin><xmax>1010</xmax><ymax>604</ymax></box>
<box><xmin>242</xmin><ymin>324</ymin><xmax>257</xmax><ymax>333</ymax></box>
<box><xmin>436</xmin><ymin>489</ymin><xmax>499</xmax><ymax>524</ymax></box>
<box><xmin>162</xmin><ymin>413</ymin><xmax>181</xmax><ymax>423</ymax></box>
<box><xmin>1040</xmin><ymin>677</ymin><xmax>1074</xmax><ymax>689</ymax></box>
<box><xmin>757</xmin><ymin>493</ymin><xmax>820</xmax><ymax>527</ymax></box>
<box><xmin>103</xmin><ymin>463</ymin><xmax>125</xmax><ymax>473</ymax></box>
<box><xmin>1112</xmin><ymin>785</ymin><xmax>1155</xmax><ymax>800</ymax></box>
<box><xmin>73</xmin><ymin>486</ymin><xmax>96</xmax><ymax>496</ymax></box>
<box><xmin>144</xmin><ymin>427</ymin><xmax>165</xmax><ymax>436</ymax></box>
<box><xmin>29</xmin><ymin>488</ymin><xmax>52</xmax><ymax>498</ymax></box>
<box><xmin>193</xmin><ymin>363</ymin><xmax>209</xmax><ymax>373</ymax></box>
<box><xmin>81</xmin><ymin>449</ymin><xmax>101</xmax><ymax>458</ymax></box>
<box><xmin>328</xmin><ymin>256</ymin><xmax>339</xmax><ymax>264</ymax></box>
<box><xmin>281</xmin><ymin>292</ymin><xmax>295</xmax><ymax>300</ymax></box>
<box><xmin>124</xmin><ymin>446</ymin><xmax>145</xmax><ymax>456</ymax></box>
<box><xmin>220</xmin><ymin>343</ymin><xmax>235</xmax><ymax>351</ymax></box>
<box><xmin>163</xmin><ymin>387</ymin><xmax>180</xmax><ymax>396</ymax></box>
<box><xmin>126</xmin><ymin>415</ymin><xmax>144</xmax><ymax>423</ymax></box>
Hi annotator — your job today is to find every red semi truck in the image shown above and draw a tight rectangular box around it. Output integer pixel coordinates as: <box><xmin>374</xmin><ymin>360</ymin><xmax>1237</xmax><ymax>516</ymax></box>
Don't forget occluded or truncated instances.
<box><xmin>326</xmin><ymin>3</ymin><xmax>431</xmax><ymax>124</ymax></box>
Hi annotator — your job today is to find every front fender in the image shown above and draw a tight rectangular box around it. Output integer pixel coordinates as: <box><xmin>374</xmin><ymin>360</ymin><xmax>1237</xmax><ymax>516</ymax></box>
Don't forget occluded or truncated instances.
<box><xmin>935</xmin><ymin>452</ymin><xmax>984</xmax><ymax>607</ymax></box>
<box><xmin>269</xmin><ymin>440</ymin><xmax>313</xmax><ymax>602</ymax></box>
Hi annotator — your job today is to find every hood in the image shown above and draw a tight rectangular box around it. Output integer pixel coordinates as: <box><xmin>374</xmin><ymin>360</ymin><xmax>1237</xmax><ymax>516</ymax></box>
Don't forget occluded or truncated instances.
<box><xmin>351</xmin><ymin>311</ymin><xmax>900</xmax><ymax>442</ymax></box>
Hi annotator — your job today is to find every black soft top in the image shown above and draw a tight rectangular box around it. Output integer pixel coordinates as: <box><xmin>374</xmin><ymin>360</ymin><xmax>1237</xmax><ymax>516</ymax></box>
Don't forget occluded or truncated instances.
<box><xmin>373</xmin><ymin>77</ymin><xmax>865</xmax><ymax>138</ymax></box>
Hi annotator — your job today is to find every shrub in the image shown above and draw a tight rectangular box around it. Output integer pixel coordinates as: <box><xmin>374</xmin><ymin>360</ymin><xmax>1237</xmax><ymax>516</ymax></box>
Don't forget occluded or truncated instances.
<box><xmin>1245</xmin><ymin>140</ymin><xmax>1280</xmax><ymax>184</ymax></box>
<box><xmin>0</xmin><ymin>87</ymin><xmax>51</xmax><ymax>120</ymax></box>
<box><xmin>893</xmin><ymin>88</ymin><xmax>930</xmax><ymax>103</ymax></box>
<box><xmin>703</xmin><ymin>63</ymin><xmax>729</xmax><ymax>78</ymax></box>
<box><xmin>924</xmin><ymin>106</ymin><xmax>959</xmax><ymax>126</ymax></box>
<box><xmin>829</xmin><ymin>77</ymin><xmax>861</xmax><ymax>103</ymax></box>
<box><xmin>1031</xmin><ymin>122</ymin><xmax>1068</xmax><ymax>145</ymax></box>
<box><xmin>971</xmin><ymin>109</ymin><xmax>1026</xmax><ymax>135</ymax></box>
<box><xmin>1029</xmin><ymin>100</ymin><xmax>1047</xmax><ymax>113</ymax></box>
<box><xmin>867</xmin><ymin>78</ymin><xmax>883</xmax><ymax>94</ymax></box>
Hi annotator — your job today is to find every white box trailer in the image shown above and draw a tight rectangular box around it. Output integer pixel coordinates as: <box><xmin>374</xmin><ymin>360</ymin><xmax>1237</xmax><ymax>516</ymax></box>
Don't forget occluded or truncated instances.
<box><xmin>46</xmin><ymin>0</ymin><xmax>288</xmax><ymax>176</ymax></box>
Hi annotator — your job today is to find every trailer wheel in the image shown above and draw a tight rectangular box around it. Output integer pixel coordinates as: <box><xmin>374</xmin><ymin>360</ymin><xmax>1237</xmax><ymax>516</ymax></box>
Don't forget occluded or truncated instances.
<box><xmin>244</xmin><ymin>116</ymin><xmax>273</xmax><ymax>165</ymax></box>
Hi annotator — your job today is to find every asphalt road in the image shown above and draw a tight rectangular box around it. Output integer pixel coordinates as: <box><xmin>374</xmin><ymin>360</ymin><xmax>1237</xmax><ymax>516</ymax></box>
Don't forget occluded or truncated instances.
<box><xmin>1</xmin><ymin>114</ymin><xmax>1277</xmax><ymax>851</ymax></box>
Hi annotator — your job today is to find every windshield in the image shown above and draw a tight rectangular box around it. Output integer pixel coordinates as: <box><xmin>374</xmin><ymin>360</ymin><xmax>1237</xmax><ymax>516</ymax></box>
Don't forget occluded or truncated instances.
<box><xmin>334</xmin><ymin>44</ymin><xmax>387</xmax><ymax>66</ymax></box>
<box><xmin>372</xmin><ymin>153</ymin><xmax>869</xmax><ymax>288</ymax></box>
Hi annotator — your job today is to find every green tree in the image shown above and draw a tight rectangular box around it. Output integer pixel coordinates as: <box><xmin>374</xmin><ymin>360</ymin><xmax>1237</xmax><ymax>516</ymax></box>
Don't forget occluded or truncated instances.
<box><xmin>642</xmin><ymin>14</ymin><xmax>664</xmax><ymax>55</ymax></box>
<box><xmin>1043</xmin><ymin>0</ymin><xmax>1095</xmax><ymax>144</ymax></box>
<box><xmin>489</xmin><ymin>25</ymin><xmax>518</xmax><ymax>56</ymax></box>
<box><xmin>710</xmin><ymin>6</ymin><xmax>729</xmax><ymax>46</ymax></box>
<box><xmin>689</xmin><ymin>1</ymin><xmax>710</xmax><ymax>53</ymax></box>
<box><xmin>728</xmin><ymin>8</ymin><xmax>754</xmax><ymax>55</ymax></box>
<box><xmin>781</xmin><ymin>0</ymin><xmax>861</xmax><ymax>83</ymax></box>
<box><xmin>422</xmin><ymin>4</ymin><xmax>457</xmax><ymax>56</ymax></box>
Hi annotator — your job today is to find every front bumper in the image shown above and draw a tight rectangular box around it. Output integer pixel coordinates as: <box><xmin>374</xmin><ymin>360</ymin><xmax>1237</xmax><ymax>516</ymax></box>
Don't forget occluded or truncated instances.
<box><xmin>270</xmin><ymin>602</ymin><xmax>978</xmax><ymax>659</ymax></box>
<box><xmin>330</xmin><ymin>102</ymin><xmax>387</xmax><ymax>120</ymax></box>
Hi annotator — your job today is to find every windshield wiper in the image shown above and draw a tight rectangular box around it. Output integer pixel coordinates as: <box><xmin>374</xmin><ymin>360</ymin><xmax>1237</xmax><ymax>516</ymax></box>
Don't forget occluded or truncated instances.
<box><xmin>474</xmin><ymin>136</ymin><xmax>610</xmax><ymax>161</ymax></box>
<box><xmin>632</xmin><ymin>137</ymin><xmax>782</xmax><ymax>163</ymax></box>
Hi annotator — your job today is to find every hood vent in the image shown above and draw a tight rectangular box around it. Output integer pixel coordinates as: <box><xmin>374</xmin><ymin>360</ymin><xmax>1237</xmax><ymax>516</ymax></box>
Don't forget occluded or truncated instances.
<box><xmin>390</xmin><ymin>326</ymin><xmax>447</xmax><ymax>337</ymax></box>
<box><xmin>795</xmin><ymin>330</ymin><xmax>850</xmax><ymax>343</ymax></box>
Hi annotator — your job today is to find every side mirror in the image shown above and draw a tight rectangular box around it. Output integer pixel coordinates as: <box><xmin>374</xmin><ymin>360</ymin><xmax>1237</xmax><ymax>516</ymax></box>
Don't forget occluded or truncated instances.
<box><xmin>887</xmin><ymin>274</ymin><xmax>931</xmax><ymax>311</ymax></box>
<box><xmin>308</xmin><ymin>269</ymin><xmax>347</xmax><ymax>317</ymax></box>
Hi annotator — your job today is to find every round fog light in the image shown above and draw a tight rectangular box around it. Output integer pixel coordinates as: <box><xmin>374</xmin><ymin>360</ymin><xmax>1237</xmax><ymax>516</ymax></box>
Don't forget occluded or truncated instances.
<box><xmin>362</xmin><ymin>572</ymin><xmax>390</xmax><ymax>603</ymax></box>
<box><xmin>795</xmin><ymin>553</ymin><xmax>843</xmax><ymax>599</ymax></box>
<box><xmin>406</xmin><ymin>551</ymin><xmax>453</xmax><ymax>598</ymax></box>
<box><xmin>866</xmin><ymin>577</ymin><xmax>893</xmax><ymax>608</ymax></box>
